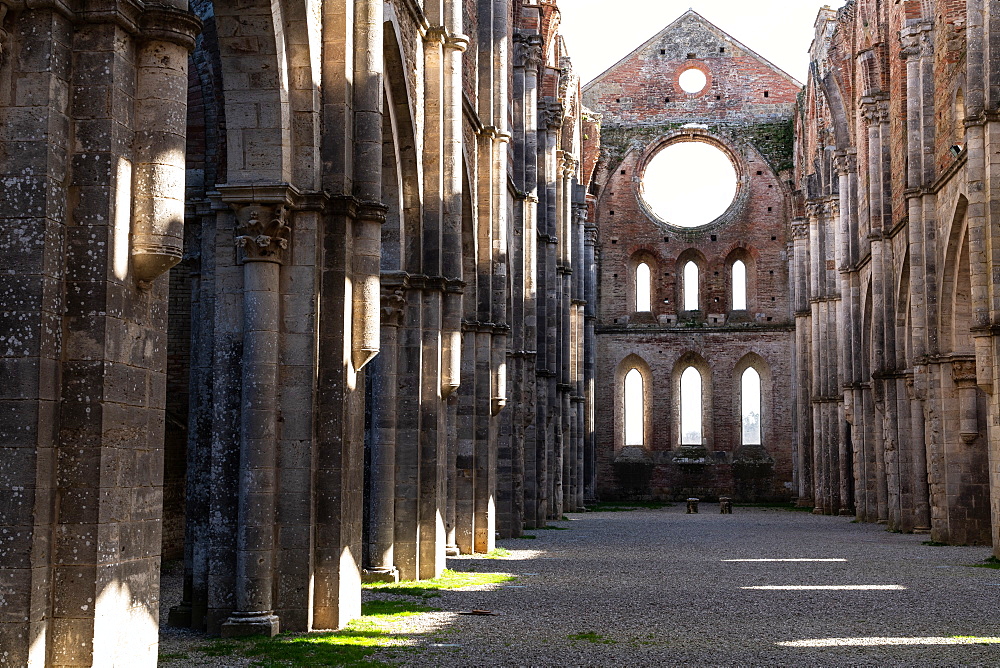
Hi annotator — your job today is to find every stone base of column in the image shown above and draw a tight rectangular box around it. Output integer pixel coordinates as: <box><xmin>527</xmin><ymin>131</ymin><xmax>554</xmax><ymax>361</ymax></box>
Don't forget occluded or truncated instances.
<box><xmin>444</xmin><ymin>545</ymin><xmax>461</xmax><ymax>557</ymax></box>
<box><xmin>221</xmin><ymin>612</ymin><xmax>280</xmax><ymax>638</ymax></box>
<box><xmin>838</xmin><ymin>508</ymin><xmax>855</xmax><ymax>517</ymax></box>
<box><xmin>913</xmin><ymin>526</ymin><xmax>931</xmax><ymax>534</ymax></box>
<box><xmin>794</xmin><ymin>497</ymin><xmax>812</xmax><ymax>508</ymax></box>
<box><xmin>167</xmin><ymin>603</ymin><xmax>192</xmax><ymax>628</ymax></box>
<box><xmin>362</xmin><ymin>568</ymin><xmax>400</xmax><ymax>584</ymax></box>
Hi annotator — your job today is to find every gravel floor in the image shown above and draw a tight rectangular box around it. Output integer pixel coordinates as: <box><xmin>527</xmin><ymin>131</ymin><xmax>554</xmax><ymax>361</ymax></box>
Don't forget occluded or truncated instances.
<box><xmin>159</xmin><ymin>507</ymin><xmax>1000</xmax><ymax>666</ymax></box>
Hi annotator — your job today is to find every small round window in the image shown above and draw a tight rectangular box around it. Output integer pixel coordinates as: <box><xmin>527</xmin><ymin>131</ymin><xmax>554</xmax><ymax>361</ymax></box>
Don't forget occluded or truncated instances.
<box><xmin>678</xmin><ymin>68</ymin><xmax>708</xmax><ymax>94</ymax></box>
<box><xmin>640</xmin><ymin>141</ymin><xmax>738</xmax><ymax>228</ymax></box>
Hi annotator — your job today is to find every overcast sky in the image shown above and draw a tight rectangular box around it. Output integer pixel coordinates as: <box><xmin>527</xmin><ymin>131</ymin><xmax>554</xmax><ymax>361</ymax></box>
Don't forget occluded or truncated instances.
<box><xmin>559</xmin><ymin>0</ymin><xmax>835</xmax><ymax>86</ymax></box>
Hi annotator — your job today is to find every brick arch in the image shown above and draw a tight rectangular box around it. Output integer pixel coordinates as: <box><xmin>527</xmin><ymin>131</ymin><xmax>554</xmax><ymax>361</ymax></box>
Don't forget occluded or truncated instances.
<box><xmin>732</xmin><ymin>352</ymin><xmax>772</xmax><ymax>449</ymax></box>
<box><xmin>615</xmin><ymin>354</ymin><xmax>654</xmax><ymax>454</ymax></box>
<box><xmin>672</xmin><ymin>351</ymin><xmax>714</xmax><ymax>448</ymax></box>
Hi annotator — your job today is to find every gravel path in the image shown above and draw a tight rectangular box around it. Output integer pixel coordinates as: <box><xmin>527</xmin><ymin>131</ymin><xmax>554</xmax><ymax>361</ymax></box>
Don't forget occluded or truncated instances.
<box><xmin>160</xmin><ymin>507</ymin><xmax>1000</xmax><ymax>666</ymax></box>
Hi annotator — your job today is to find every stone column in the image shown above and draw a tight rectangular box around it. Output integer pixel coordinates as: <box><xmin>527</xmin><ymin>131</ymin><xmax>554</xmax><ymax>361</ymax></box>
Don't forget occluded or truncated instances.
<box><xmin>901</xmin><ymin>20</ymin><xmax>934</xmax><ymax>533</ymax></box>
<box><xmin>835</xmin><ymin>151</ymin><xmax>858</xmax><ymax>514</ymax></box>
<box><xmin>363</xmin><ymin>285</ymin><xmax>406</xmax><ymax>582</ymax></box>
<box><xmin>583</xmin><ymin>209</ymin><xmax>599</xmax><ymax>504</ymax></box>
<box><xmin>221</xmin><ymin>203</ymin><xmax>291</xmax><ymax>638</ymax></box>
<box><xmin>792</xmin><ymin>218</ymin><xmax>813</xmax><ymax>505</ymax></box>
<box><xmin>519</xmin><ymin>34</ymin><xmax>543</xmax><ymax>528</ymax></box>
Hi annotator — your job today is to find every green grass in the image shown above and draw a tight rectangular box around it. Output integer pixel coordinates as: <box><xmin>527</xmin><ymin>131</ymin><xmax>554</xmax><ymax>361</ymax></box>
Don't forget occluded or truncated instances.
<box><xmin>483</xmin><ymin>547</ymin><xmax>512</xmax><ymax>559</ymax></box>
<box><xmin>568</xmin><ymin>632</ymin><xmax>617</xmax><ymax>644</ymax></box>
<box><xmin>585</xmin><ymin>501</ymin><xmax>674</xmax><ymax>512</ymax></box>
<box><xmin>922</xmin><ymin>540</ymin><xmax>949</xmax><ymax>546</ymax></box>
<box><xmin>363</xmin><ymin>568</ymin><xmax>516</xmax><ymax>597</ymax></box>
<box><xmin>158</xmin><ymin>652</ymin><xmax>189</xmax><ymax>662</ymax></box>
<box><xmin>536</xmin><ymin>525</ymin><xmax>570</xmax><ymax>531</ymax></box>
<box><xmin>966</xmin><ymin>556</ymin><xmax>1000</xmax><ymax>570</ymax></box>
<box><xmin>516</xmin><ymin>534</ymin><xmax>537</xmax><ymax>539</ymax></box>
<box><xmin>196</xmin><ymin>601</ymin><xmax>439</xmax><ymax>667</ymax></box>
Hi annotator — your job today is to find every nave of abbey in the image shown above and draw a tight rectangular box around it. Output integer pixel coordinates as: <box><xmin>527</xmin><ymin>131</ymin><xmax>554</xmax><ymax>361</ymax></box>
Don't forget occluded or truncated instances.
<box><xmin>4</xmin><ymin>0</ymin><xmax>1000</xmax><ymax>664</ymax></box>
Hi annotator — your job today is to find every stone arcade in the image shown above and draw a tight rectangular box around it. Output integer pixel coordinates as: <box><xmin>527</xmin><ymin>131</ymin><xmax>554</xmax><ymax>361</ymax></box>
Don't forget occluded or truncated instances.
<box><xmin>5</xmin><ymin>0</ymin><xmax>1000</xmax><ymax>665</ymax></box>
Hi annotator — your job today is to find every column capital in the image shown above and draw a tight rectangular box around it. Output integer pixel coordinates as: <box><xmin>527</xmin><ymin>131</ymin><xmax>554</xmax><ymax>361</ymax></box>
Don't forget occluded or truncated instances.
<box><xmin>899</xmin><ymin>20</ymin><xmax>933</xmax><ymax>60</ymax></box>
<box><xmin>234</xmin><ymin>204</ymin><xmax>291</xmax><ymax>264</ymax></box>
<box><xmin>860</xmin><ymin>95</ymin><xmax>890</xmax><ymax>126</ymax></box>
<box><xmin>833</xmin><ymin>149</ymin><xmax>857</xmax><ymax>176</ymax></box>
<box><xmin>514</xmin><ymin>32</ymin><xmax>544</xmax><ymax>70</ymax></box>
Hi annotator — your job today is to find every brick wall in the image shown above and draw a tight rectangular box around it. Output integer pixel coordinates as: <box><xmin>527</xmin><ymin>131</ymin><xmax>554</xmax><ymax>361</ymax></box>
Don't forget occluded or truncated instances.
<box><xmin>586</xmin><ymin>11</ymin><xmax>799</xmax><ymax>502</ymax></box>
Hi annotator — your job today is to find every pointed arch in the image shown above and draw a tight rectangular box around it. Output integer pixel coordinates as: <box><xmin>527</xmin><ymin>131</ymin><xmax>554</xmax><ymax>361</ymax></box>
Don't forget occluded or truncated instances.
<box><xmin>940</xmin><ymin>196</ymin><xmax>972</xmax><ymax>354</ymax></box>
<box><xmin>616</xmin><ymin>355</ymin><xmax>653</xmax><ymax>453</ymax></box>
<box><xmin>733</xmin><ymin>353</ymin><xmax>773</xmax><ymax>449</ymax></box>
<box><xmin>672</xmin><ymin>352</ymin><xmax>712</xmax><ymax>448</ymax></box>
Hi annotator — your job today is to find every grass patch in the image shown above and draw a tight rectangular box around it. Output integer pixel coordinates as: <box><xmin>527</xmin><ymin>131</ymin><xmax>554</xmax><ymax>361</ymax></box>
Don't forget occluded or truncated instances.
<box><xmin>923</xmin><ymin>540</ymin><xmax>949</xmax><ymax>547</ymax></box>
<box><xmin>200</xmin><ymin>641</ymin><xmax>239</xmax><ymax>657</ymax></box>
<box><xmin>516</xmin><ymin>534</ymin><xmax>537</xmax><ymax>539</ymax></box>
<box><xmin>967</xmin><ymin>556</ymin><xmax>1000</xmax><ymax>570</ymax></box>
<box><xmin>568</xmin><ymin>632</ymin><xmax>616</xmax><ymax>645</ymax></box>
<box><xmin>158</xmin><ymin>653</ymin><xmax>189</xmax><ymax>662</ymax></box>
<box><xmin>586</xmin><ymin>501</ymin><xmax>673</xmax><ymax>512</ymax></box>
<box><xmin>483</xmin><ymin>547</ymin><xmax>512</xmax><ymax>559</ymax></box>
<box><xmin>364</xmin><ymin>568</ymin><xmax>515</xmax><ymax>597</ymax></box>
<box><xmin>536</xmin><ymin>525</ymin><xmax>570</xmax><ymax>531</ymax></box>
<box><xmin>195</xmin><ymin>601</ymin><xmax>441</xmax><ymax>667</ymax></box>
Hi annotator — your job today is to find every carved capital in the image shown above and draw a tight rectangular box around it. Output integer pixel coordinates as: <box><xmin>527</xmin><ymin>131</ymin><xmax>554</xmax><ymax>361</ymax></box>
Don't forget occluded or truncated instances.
<box><xmin>833</xmin><ymin>150</ymin><xmax>857</xmax><ymax>176</ymax></box>
<box><xmin>514</xmin><ymin>33</ymin><xmax>544</xmax><ymax>71</ymax></box>
<box><xmin>234</xmin><ymin>205</ymin><xmax>291</xmax><ymax>264</ymax></box>
<box><xmin>860</xmin><ymin>95</ymin><xmax>890</xmax><ymax>126</ymax></box>
<box><xmin>951</xmin><ymin>359</ymin><xmax>978</xmax><ymax>386</ymax></box>
<box><xmin>791</xmin><ymin>219</ymin><xmax>810</xmax><ymax>240</ymax></box>
<box><xmin>541</xmin><ymin>101</ymin><xmax>564</xmax><ymax>129</ymax></box>
<box><xmin>899</xmin><ymin>20</ymin><xmax>933</xmax><ymax>60</ymax></box>
<box><xmin>380</xmin><ymin>288</ymin><xmax>406</xmax><ymax>328</ymax></box>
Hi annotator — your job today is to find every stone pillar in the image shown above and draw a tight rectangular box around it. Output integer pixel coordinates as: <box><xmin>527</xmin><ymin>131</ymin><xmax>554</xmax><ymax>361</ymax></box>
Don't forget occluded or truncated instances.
<box><xmin>219</xmin><ymin>203</ymin><xmax>291</xmax><ymax>638</ymax></box>
<box><xmin>835</xmin><ymin>151</ymin><xmax>857</xmax><ymax>515</ymax></box>
<box><xmin>792</xmin><ymin>218</ymin><xmax>813</xmax><ymax>505</ymax></box>
<box><xmin>583</xmin><ymin>208</ymin><xmax>599</xmax><ymax>504</ymax></box>
<box><xmin>363</xmin><ymin>285</ymin><xmax>406</xmax><ymax>582</ymax></box>
<box><xmin>519</xmin><ymin>33</ymin><xmax>543</xmax><ymax>529</ymax></box>
<box><xmin>901</xmin><ymin>20</ymin><xmax>934</xmax><ymax>533</ymax></box>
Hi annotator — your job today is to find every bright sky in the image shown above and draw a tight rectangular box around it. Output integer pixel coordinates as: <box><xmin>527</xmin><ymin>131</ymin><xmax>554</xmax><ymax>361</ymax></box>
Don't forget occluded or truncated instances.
<box><xmin>559</xmin><ymin>0</ymin><xmax>834</xmax><ymax>86</ymax></box>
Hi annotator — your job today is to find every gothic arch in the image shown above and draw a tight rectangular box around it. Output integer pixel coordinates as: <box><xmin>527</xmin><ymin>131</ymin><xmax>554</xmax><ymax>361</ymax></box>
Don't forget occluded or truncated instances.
<box><xmin>733</xmin><ymin>353</ymin><xmax>772</xmax><ymax>450</ymax></box>
<box><xmin>615</xmin><ymin>355</ymin><xmax>654</xmax><ymax>454</ymax></box>
<box><xmin>940</xmin><ymin>196</ymin><xmax>972</xmax><ymax>354</ymax></box>
<box><xmin>724</xmin><ymin>246</ymin><xmax>757</xmax><ymax>312</ymax></box>
<box><xmin>672</xmin><ymin>352</ymin><xmax>713</xmax><ymax>448</ymax></box>
<box><xmin>383</xmin><ymin>16</ymin><xmax>422</xmax><ymax>274</ymax></box>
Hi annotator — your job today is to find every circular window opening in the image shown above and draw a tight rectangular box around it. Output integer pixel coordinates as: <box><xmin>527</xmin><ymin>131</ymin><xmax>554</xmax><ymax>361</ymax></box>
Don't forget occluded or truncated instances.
<box><xmin>678</xmin><ymin>68</ymin><xmax>708</xmax><ymax>94</ymax></box>
<box><xmin>641</xmin><ymin>141</ymin><xmax>738</xmax><ymax>228</ymax></box>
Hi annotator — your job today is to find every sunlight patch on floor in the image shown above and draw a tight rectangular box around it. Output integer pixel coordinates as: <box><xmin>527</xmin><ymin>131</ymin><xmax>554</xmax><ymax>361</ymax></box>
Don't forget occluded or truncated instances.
<box><xmin>723</xmin><ymin>559</ymin><xmax>847</xmax><ymax>562</ymax></box>
<box><xmin>743</xmin><ymin>585</ymin><xmax>905</xmax><ymax>591</ymax></box>
<box><xmin>778</xmin><ymin>636</ymin><xmax>1000</xmax><ymax>647</ymax></box>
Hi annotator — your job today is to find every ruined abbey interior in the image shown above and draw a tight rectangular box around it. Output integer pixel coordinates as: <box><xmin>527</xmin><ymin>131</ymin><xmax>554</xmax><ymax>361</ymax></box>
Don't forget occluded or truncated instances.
<box><xmin>4</xmin><ymin>0</ymin><xmax>1000</xmax><ymax>664</ymax></box>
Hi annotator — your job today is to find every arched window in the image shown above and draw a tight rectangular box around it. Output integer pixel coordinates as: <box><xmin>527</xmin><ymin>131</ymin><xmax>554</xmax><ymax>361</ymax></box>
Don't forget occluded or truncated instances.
<box><xmin>732</xmin><ymin>259</ymin><xmax>747</xmax><ymax>311</ymax></box>
<box><xmin>680</xmin><ymin>366</ymin><xmax>702</xmax><ymax>445</ymax></box>
<box><xmin>684</xmin><ymin>261</ymin><xmax>699</xmax><ymax>311</ymax></box>
<box><xmin>624</xmin><ymin>368</ymin><xmax>644</xmax><ymax>446</ymax></box>
<box><xmin>635</xmin><ymin>262</ymin><xmax>651</xmax><ymax>312</ymax></box>
<box><xmin>741</xmin><ymin>367</ymin><xmax>762</xmax><ymax>445</ymax></box>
